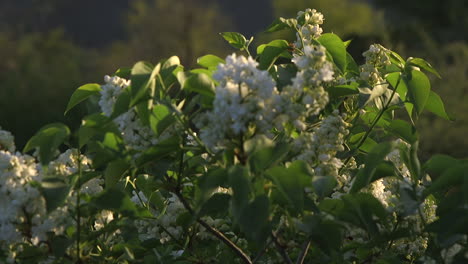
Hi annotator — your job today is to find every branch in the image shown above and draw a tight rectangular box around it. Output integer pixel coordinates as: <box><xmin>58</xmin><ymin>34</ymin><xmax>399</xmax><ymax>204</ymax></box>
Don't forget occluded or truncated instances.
<box><xmin>295</xmin><ymin>239</ymin><xmax>311</xmax><ymax>264</ymax></box>
<box><xmin>271</xmin><ymin>231</ymin><xmax>293</xmax><ymax>264</ymax></box>
<box><xmin>173</xmin><ymin>190</ymin><xmax>252</xmax><ymax>264</ymax></box>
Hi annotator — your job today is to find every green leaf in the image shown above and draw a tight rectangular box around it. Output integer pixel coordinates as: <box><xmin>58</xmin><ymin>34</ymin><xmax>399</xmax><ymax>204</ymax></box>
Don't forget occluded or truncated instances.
<box><xmin>149</xmin><ymin>104</ymin><xmax>175</xmax><ymax>136</ymax></box>
<box><xmin>130</xmin><ymin>62</ymin><xmax>160</xmax><ymax>107</ymax></box>
<box><xmin>248</xmin><ymin>142</ymin><xmax>289</xmax><ymax>174</ymax></box>
<box><xmin>136</xmin><ymin>136</ymin><xmax>180</xmax><ymax>167</ymax></box>
<box><xmin>23</xmin><ymin>123</ymin><xmax>70</xmax><ymax>164</ymax></box>
<box><xmin>239</xmin><ymin>195</ymin><xmax>270</xmax><ymax>244</ymax></box>
<box><xmin>65</xmin><ymin>83</ymin><xmax>101</xmax><ymax>115</ymax></box>
<box><xmin>257</xmin><ymin>40</ymin><xmax>291</xmax><ymax>70</ymax></box>
<box><xmin>327</xmin><ymin>84</ymin><xmax>359</xmax><ymax>98</ymax></box>
<box><xmin>312</xmin><ymin>176</ymin><xmax>337</xmax><ymax>198</ymax></box>
<box><xmin>358</xmin><ymin>84</ymin><xmax>388</xmax><ymax>108</ymax></box>
<box><xmin>423</xmin><ymin>154</ymin><xmax>461</xmax><ymax>176</ymax></box>
<box><xmin>267</xmin><ymin>161</ymin><xmax>311</xmax><ymax>214</ymax></box>
<box><xmin>110</xmin><ymin>88</ymin><xmax>131</xmax><ymax>119</ymax></box>
<box><xmin>407</xmin><ymin>57</ymin><xmax>441</xmax><ymax>78</ymax></box>
<box><xmin>348</xmin><ymin>132</ymin><xmax>377</xmax><ymax>153</ymax></box>
<box><xmin>385</xmin><ymin>119</ymin><xmax>418</xmax><ymax>144</ymax></box>
<box><xmin>265</xmin><ymin>17</ymin><xmax>293</xmax><ymax>33</ymax></box>
<box><xmin>92</xmin><ymin>188</ymin><xmax>147</xmax><ymax>217</ymax></box>
<box><xmin>198</xmin><ymin>193</ymin><xmax>231</xmax><ymax>217</ymax></box>
<box><xmin>299</xmin><ymin>215</ymin><xmax>343</xmax><ymax>253</ymax></box>
<box><xmin>41</xmin><ymin>177</ymin><xmax>70</xmax><ymax>212</ymax></box>
<box><xmin>346</xmin><ymin>52</ymin><xmax>359</xmax><ymax>74</ymax></box>
<box><xmin>404</xmin><ymin>70</ymin><xmax>431</xmax><ymax>115</ymax></box>
<box><xmin>183</xmin><ymin>73</ymin><xmax>215</xmax><ymax>97</ymax></box>
<box><xmin>105</xmin><ymin>159</ymin><xmax>129</xmax><ymax>188</ymax></box>
<box><xmin>386</xmin><ymin>72</ymin><xmax>413</xmax><ymax>119</ymax></box>
<box><xmin>424</xmin><ymin>164</ymin><xmax>468</xmax><ymax>197</ymax></box>
<box><xmin>425</xmin><ymin>91</ymin><xmax>454</xmax><ymax>121</ymax></box>
<box><xmin>341</xmin><ymin>193</ymin><xmax>387</xmax><ymax>234</ymax></box>
<box><xmin>228</xmin><ymin>165</ymin><xmax>251</xmax><ymax>222</ymax></box>
<box><xmin>318</xmin><ymin>33</ymin><xmax>347</xmax><ymax>73</ymax></box>
<box><xmin>196</xmin><ymin>168</ymin><xmax>228</xmax><ymax>207</ymax></box>
<box><xmin>350</xmin><ymin>142</ymin><xmax>395</xmax><ymax>193</ymax></box>
<box><xmin>114</xmin><ymin>67</ymin><xmax>131</xmax><ymax>78</ymax></box>
<box><xmin>197</xmin><ymin>55</ymin><xmax>225</xmax><ymax>70</ymax></box>
<box><xmin>219</xmin><ymin>32</ymin><xmax>247</xmax><ymax>50</ymax></box>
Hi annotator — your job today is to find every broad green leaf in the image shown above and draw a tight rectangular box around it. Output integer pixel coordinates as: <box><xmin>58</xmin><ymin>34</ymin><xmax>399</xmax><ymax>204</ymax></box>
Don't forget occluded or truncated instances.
<box><xmin>341</xmin><ymin>193</ymin><xmax>387</xmax><ymax>234</ymax></box>
<box><xmin>423</xmin><ymin>154</ymin><xmax>461</xmax><ymax>176</ymax></box>
<box><xmin>130</xmin><ymin>63</ymin><xmax>160</xmax><ymax>107</ymax></box>
<box><xmin>110</xmin><ymin>87</ymin><xmax>131</xmax><ymax>119</ymax></box>
<box><xmin>267</xmin><ymin>161</ymin><xmax>310</xmax><ymax>214</ymax></box>
<box><xmin>299</xmin><ymin>215</ymin><xmax>343</xmax><ymax>253</ymax></box>
<box><xmin>350</xmin><ymin>142</ymin><xmax>395</xmax><ymax>193</ymax></box>
<box><xmin>385</xmin><ymin>119</ymin><xmax>418</xmax><ymax>144</ymax></box>
<box><xmin>65</xmin><ymin>83</ymin><xmax>101</xmax><ymax>115</ymax></box>
<box><xmin>348</xmin><ymin>132</ymin><xmax>378</xmax><ymax>153</ymax></box>
<box><xmin>265</xmin><ymin>17</ymin><xmax>297</xmax><ymax>33</ymax></box>
<box><xmin>183</xmin><ymin>73</ymin><xmax>215</xmax><ymax>97</ymax></box>
<box><xmin>228</xmin><ymin>165</ymin><xmax>251</xmax><ymax>222</ymax></box>
<box><xmin>239</xmin><ymin>195</ymin><xmax>270</xmax><ymax>244</ymax></box>
<box><xmin>424</xmin><ymin>164</ymin><xmax>468</xmax><ymax>197</ymax></box>
<box><xmin>256</xmin><ymin>40</ymin><xmax>291</xmax><ymax>70</ymax></box>
<box><xmin>92</xmin><ymin>188</ymin><xmax>148</xmax><ymax>217</ymax></box>
<box><xmin>312</xmin><ymin>176</ymin><xmax>337</xmax><ymax>199</ymax></box>
<box><xmin>130</xmin><ymin>61</ymin><xmax>153</xmax><ymax>98</ymax></box>
<box><xmin>162</xmin><ymin>56</ymin><xmax>180</xmax><ymax>69</ymax></box>
<box><xmin>198</xmin><ymin>193</ymin><xmax>231</xmax><ymax>217</ymax></box>
<box><xmin>346</xmin><ymin>52</ymin><xmax>359</xmax><ymax>74</ymax></box>
<box><xmin>386</xmin><ymin>72</ymin><xmax>413</xmax><ymax>118</ymax></box>
<box><xmin>135</xmin><ymin>136</ymin><xmax>180</xmax><ymax>166</ymax></box>
<box><xmin>248</xmin><ymin>142</ymin><xmax>289</xmax><ymax>174</ymax></box>
<box><xmin>78</xmin><ymin>113</ymin><xmax>118</xmax><ymax>148</ymax></box>
<box><xmin>114</xmin><ymin>67</ymin><xmax>131</xmax><ymax>78</ymax></box>
<box><xmin>407</xmin><ymin>57</ymin><xmax>441</xmax><ymax>78</ymax></box>
<box><xmin>243</xmin><ymin>134</ymin><xmax>274</xmax><ymax>155</ymax></box>
<box><xmin>105</xmin><ymin>159</ymin><xmax>129</xmax><ymax>188</ymax></box>
<box><xmin>197</xmin><ymin>55</ymin><xmax>225</xmax><ymax>70</ymax></box>
<box><xmin>404</xmin><ymin>70</ymin><xmax>431</xmax><ymax>115</ymax></box>
<box><xmin>425</xmin><ymin>91</ymin><xmax>454</xmax><ymax>121</ymax></box>
<box><xmin>219</xmin><ymin>32</ymin><xmax>247</xmax><ymax>50</ymax></box>
<box><xmin>23</xmin><ymin>123</ymin><xmax>70</xmax><ymax>164</ymax></box>
<box><xmin>327</xmin><ymin>84</ymin><xmax>359</xmax><ymax>98</ymax></box>
<box><xmin>40</xmin><ymin>177</ymin><xmax>70</xmax><ymax>212</ymax></box>
<box><xmin>149</xmin><ymin>104</ymin><xmax>174</xmax><ymax>136</ymax></box>
<box><xmin>196</xmin><ymin>168</ymin><xmax>228</xmax><ymax>206</ymax></box>
<box><xmin>318</xmin><ymin>33</ymin><xmax>347</xmax><ymax>73</ymax></box>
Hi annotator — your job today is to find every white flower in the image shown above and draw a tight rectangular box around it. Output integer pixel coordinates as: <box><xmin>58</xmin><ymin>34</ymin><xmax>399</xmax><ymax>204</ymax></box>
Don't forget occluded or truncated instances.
<box><xmin>197</xmin><ymin>53</ymin><xmax>280</xmax><ymax>150</ymax></box>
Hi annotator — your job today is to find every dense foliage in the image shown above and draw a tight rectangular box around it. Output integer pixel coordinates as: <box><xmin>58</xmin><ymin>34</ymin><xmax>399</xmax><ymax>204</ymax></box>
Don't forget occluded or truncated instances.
<box><xmin>1</xmin><ymin>9</ymin><xmax>467</xmax><ymax>264</ymax></box>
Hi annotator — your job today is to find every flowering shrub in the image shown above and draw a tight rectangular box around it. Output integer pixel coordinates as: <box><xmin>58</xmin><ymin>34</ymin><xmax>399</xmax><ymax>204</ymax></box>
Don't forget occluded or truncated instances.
<box><xmin>1</xmin><ymin>8</ymin><xmax>467</xmax><ymax>264</ymax></box>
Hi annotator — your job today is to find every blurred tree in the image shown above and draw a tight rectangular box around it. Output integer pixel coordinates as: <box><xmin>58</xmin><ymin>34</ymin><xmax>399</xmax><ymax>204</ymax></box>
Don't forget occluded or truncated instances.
<box><xmin>99</xmin><ymin>0</ymin><xmax>233</xmax><ymax>72</ymax></box>
<box><xmin>0</xmin><ymin>30</ymin><xmax>95</xmax><ymax>148</ymax></box>
<box><xmin>256</xmin><ymin>0</ymin><xmax>387</xmax><ymax>61</ymax></box>
<box><xmin>372</xmin><ymin>0</ymin><xmax>468</xmax><ymax>45</ymax></box>
<box><xmin>417</xmin><ymin>42</ymin><xmax>468</xmax><ymax>159</ymax></box>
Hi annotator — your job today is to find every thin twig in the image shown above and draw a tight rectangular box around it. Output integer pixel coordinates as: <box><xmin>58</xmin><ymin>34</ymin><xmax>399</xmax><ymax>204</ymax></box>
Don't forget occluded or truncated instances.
<box><xmin>295</xmin><ymin>239</ymin><xmax>311</xmax><ymax>264</ymax></box>
<box><xmin>174</xmin><ymin>190</ymin><xmax>253</xmax><ymax>264</ymax></box>
<box><xmin>271</xmin><ymin>231</ymin><xmax>293</xmax><ymax>264</ymax></box>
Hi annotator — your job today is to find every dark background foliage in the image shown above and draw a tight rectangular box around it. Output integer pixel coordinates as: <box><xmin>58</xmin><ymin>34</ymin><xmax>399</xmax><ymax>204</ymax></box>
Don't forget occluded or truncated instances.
<box><xmin>0</xmin><ymin>0</ymin><xmax>466</xmax><ymax>159</ymax></box>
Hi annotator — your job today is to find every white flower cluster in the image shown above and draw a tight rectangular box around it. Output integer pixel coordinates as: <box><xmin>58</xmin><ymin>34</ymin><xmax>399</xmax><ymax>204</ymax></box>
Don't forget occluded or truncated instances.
<box><xmin>0</xmin><ymin>127</ymin><xmax>15</xmax><ymax>152</ymax></box>
<box><xmin>0</xmin><ymin>149</ymin><xmax>43</xmax><ymax>246</ymax></box>
<box><xmin>99</xmin><ymin>75</ymin><xmax>158</xmax><ymax>151</ymax></box>
<box><xmin>282</xmin><ymin>44</ymin><xmax>333</xmax><ymax>119</ymax></box>
<box><xmin>294</xmin><ymin>9</ymin><xmax>324</xmax><ymax>48</ymax></box>
<box><xmin>360</xmin><ymin>44</ymin><xmax>391</xmax><ymax>85</ymax></box>
<box><xmin>197</xmin><ymin>53</ymin><xmax>280</xmax><ymax>149</ymax></box>
<box><xmin>294</xmin><ymin>110</ymin><xmax>349</xmax><ymax>184</ymax></box>
<box><xmin>131</xmin><ymin>191</ymin><xmax>185</xmax><ymax>243</ymax></box>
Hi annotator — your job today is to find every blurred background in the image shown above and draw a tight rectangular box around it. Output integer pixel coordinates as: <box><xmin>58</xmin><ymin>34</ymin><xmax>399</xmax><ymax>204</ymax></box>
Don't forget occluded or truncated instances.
<box><xmin>0</xmin><ymin>0</ymin><xmax>466</xmax><ymax>159</ymax></box>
